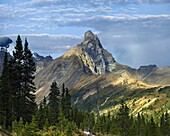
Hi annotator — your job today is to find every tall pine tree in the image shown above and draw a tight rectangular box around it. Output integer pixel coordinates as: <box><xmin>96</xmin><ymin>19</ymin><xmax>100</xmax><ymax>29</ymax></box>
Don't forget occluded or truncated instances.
<box><xmin>22</xmin><ymin>38</ymin><xmax>36</xmax><ymax>122</ymax></box>
<box><xmin>0</xmin><ymin>51</ymin><xmax>12</xmax><ymax>128</ymax></box>
<box><xmin>12</xmin><ymin>35</ymin><xmax>24</xmax><ymax>122</ymax></box>
<box><xmin>48</xmin><ymin>82</ymin><xmax>60</xmax><ymax>124</ymax></box>
<box><xmin>64</xmin><ymin>87</ymin><xmax>71</xmax><ymax>120</ymax></box>
<box><xmin>10</xmin><ymin>36</ymin><xmax>36</xmax><ymax>123</ymax></box>
<box><xmin>117</xmin><ymin>102</ymin><xmax>131</xmax><ymax>136</ymax></box>
<box><xmin>61</xmin><ymin>84</ymin><xmax>71</xmax><ymax>120</ymax></box>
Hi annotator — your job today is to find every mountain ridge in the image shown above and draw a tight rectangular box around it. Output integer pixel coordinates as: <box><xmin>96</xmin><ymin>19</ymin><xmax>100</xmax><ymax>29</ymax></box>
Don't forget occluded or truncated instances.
<box><xmin>34</xmin><ymin>31</ymin><xmax>169</xmax><ymax>109</ymax></box>
<box><xmin>0</xmin><ymin>32</ymin><xmax>169</xmax><ymax>115</ymax></box>
<box><xmin>34</xmin><ymin>30</ymin><xmax>133</xmax><ymax>103</ymax></box>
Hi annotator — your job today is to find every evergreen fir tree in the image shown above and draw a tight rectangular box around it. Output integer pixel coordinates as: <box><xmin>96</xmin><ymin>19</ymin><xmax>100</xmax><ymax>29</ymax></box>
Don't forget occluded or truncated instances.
<box><xmin>160</xmin><ymin>112</ymin><xmax>165</xmax><ymax>135</ymax></box>
<box><xmin>160</xmin><ymin>111</ymin><xmax>170</xmax><ymax>136</ymax></box>
<box><xmin>48</xmin><ymin>82</ymin><xmax>60</xmax><ymax>124</ymax></box>
<box><xmin>36</xmin><ymin>97</ymin><xmax>51</xmax><ymax>129</ymax></box>
<box><xmin>61</xmin><ymin>83</ymin><xmax>66</xmax><ymax>114</ymax></box>
<box><xmin>0</xmin><ymin>80</ymin><xmax>4</xmax><ymax>126</ymax></box>
<box><xmin>36</xmin><ymin>103</ymin><xmax>44</xmax><ymax>129</ymax></box>
<box><xmin>1</xmin><ymin>36</ymin><xmax>37</xmax><ymax>124</ymax></box>
<box><xmin>12</xmin><ymin>35</ymin><xmax>24</xmax><ymax>122</ymax></box>
<box><xmin>117</xmin><ymin>102</ymin><xmax>131</xmax><ymax>136</ymax></box>
<box><xmin>110</xmin><ymin>114</ymin><xmax>119</xmax><ymax>135</ymax></box>
<box><xmin>62</xmin><ymin>83</ymin><xmax>65</xmax><ymax>98</ymax></box>
<box><xmin>22</xmin><ymin>38</ymin><xmax>36</xmax><ymax>122</ymax></box>
<box><xmin>0</xmin><ymin>51</ymin><xmax>12</xmax><ymax>128</ymax></box>
<box><xmin>61</xmin><ymin>84</ymin><xmax>72</xmax><ymax>120</ymax></box>
<box><xmin>29</xmin><ymin>116</ymin><xmax>39</xmax><ymax>135</ymax></box>
<box><xmin>137</xmin><ymin>113</ymin><xmax>145</xmax><ymax>136</ymax></box>
<box><xmin>149</xmin><ymin>116</ymin><xmax>157</xmax><ymax>136</ymax></box>
<box><xmin>71</xmin><ymin>107</ymin><xmax>84</xmax><ymax>128</ymax></box>
<box><xmin>164</xmin><ymin>111</ymin><xmax>170</xmax><ymax>136</ymax></box>
<box><xmin>64</xmin><ymin>87</ymin><xmax>71</xmax><ymax>120</ymax></box>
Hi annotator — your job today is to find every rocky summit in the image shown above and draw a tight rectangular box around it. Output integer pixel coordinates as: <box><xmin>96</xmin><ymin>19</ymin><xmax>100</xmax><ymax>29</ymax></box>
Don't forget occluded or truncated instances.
<box><xmin>80</xmin><ymin>30</ymin><xmax>116</xmax><ymax>74</ymax></box>
<box><xmin>35</xmin><ymin>30</ymin><xmax>121</xmax><ymax>102</ymax></box>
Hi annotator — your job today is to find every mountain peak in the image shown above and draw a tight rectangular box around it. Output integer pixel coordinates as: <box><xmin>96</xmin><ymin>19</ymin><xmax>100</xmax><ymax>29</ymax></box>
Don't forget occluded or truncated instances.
<box><xmin>74</xmin><ymin>30</ymin><xmax>116</xmax><ymax>74</ymax></box>
<box><xmin>82</xmin><ymin>30</ymin><xmax>102</xmax><ymax>49</ymax></box>
<box><xmin>84</xmin><ymin>30</ymin><xmax>95</xmax><ymax>41</ymax></box>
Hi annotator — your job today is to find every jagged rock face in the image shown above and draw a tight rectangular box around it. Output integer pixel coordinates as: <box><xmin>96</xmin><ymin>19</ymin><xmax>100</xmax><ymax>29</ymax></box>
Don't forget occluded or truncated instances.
<box><xmin>80</xmin><ymin>30</ymin><xmax>116</xmax><ymax>74</ymax></box>
<box><xmin>33</xmin><ymin>52</ymin><xmax>53</xmax><ymax>73</ymax></box>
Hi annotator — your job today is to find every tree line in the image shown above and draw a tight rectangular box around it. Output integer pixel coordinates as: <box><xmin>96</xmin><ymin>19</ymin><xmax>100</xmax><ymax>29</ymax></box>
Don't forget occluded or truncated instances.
<box><xmin>0</xmin><ymin>36</ymin><xmax>169</xmax><ymax>136</ymax></box>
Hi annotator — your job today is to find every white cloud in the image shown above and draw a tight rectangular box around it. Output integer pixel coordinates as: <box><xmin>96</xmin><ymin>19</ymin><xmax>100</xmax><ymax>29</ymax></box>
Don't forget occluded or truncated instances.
<box><xmin>21</xmin><ymin>0</ymin><xmax>170</xmax><ymax>7</ymax></box>
<box><xmin>5</xmin><ymin>34</ymin><xmax>83</xmax><ymax>58</ymax></box>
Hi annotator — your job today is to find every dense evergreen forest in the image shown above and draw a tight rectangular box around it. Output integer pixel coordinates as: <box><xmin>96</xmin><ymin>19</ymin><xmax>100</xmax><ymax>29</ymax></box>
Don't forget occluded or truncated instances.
<box><xmin>0</xmin><ymin>36</ymin><xmax>169</xmax><ymax>136</ymax></box>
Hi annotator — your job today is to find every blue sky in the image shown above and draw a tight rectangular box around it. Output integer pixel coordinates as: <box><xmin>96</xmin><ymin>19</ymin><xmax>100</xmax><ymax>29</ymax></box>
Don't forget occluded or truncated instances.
<box><xmin>0</xmin><ymin>0</ymin><xmax>170</xmax><ymax>68</ymax></box>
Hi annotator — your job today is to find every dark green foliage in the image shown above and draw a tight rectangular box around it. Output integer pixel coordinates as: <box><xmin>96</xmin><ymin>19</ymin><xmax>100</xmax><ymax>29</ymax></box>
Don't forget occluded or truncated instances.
<box><xmin>0</xmin><ymin>51</ymin><xmax>12</xmax><ymax>128</ymax></box>
<box><xmin>12</xmin><ymin>117</ymin><xmax>39</xmax><ymax>136</ymax></box>
<box><xmin>136</xmin><ymin>113</ymin><xmax>147</xmax><ymax>136</ymax></box>
<box><xmin>61</xmin><ymin>84</ymin><xmax>66</xmax><ymax>114</ymax></box>
<box><xmin>61</xmin><ymin>84</ymin><xmax>72</xmax><ymax>120</ymax></box>
<box><xmin>13</xmin><ymin>37</ymin><xmax>36</xmax><ymax>123</ymax></box>
<box><xmin>12</xmin><ymin>35</ymin><xmax>24</xmax><ymax>122</ymax></box>
<box><xmin>64</xmin><ymin>87</ymin><xmax>72</xmax><ymax>120</ymax></box>
<box><xmin>148</xmin><ymin>116</ymin><xmax>160</xmax><ymax>136</ymax></box>
<box><xmin>0</xmin><ymin>36</ymin><xmax>36</xmax><ymax>129</ymax></box>
<box><xmin>71</xmin><ymin>107</ymin><xmax>84</xmax><ymax>128</ymax></box>
<box><xmin>160</xmin><ymin>111</ymin><xmax>170</xmax><ymax>136</ymax></box>
<box><xmin>48</xmin><ymin>82</ymin><xmax>60</xmax><ymax>124</ymax></box>
<box><xmin>21</xmin><ymin>39</ymin><xmax>36</xmax><ymax>122</ymax></box>
<box><xmin>36</xmin><ymin>97</ymin><xmax>51</xmax><ymax>129</ymax></box>
<box><xmin>11</xmin><ymin>98</ymin><xmax>170</xmax><ymax>136</ymax></box>
<box><xmin>116</xmin><ymin>102</ymin><xmax>131</xmax><ymax>136</ymax></box>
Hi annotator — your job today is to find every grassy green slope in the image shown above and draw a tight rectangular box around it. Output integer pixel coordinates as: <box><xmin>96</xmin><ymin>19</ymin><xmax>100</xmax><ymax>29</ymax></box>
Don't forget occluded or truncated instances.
<box><xmin>71</xmin><ymin>73</ymin><xmax>170</xmax><ymax>117</ymax></box>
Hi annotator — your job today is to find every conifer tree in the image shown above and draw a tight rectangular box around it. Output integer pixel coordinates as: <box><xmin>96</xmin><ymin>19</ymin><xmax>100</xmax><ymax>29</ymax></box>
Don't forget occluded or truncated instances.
<box><xmin>160</xmin><ymin>113</ymin><xmax>165</xmax><ymax>135</ymax></box>
<box><xmin>64</xmin><ymin>87</ymin><xmax>71</xmax><ymax>120</ymax></box>
<box><xmin>117</xmin><ymin>102</ymin><xmax>131</xmax><ymax>136</ymax></box>
<box><xmin>29</xmin><ymin>116</ymin><xmax>39</xmax><ymax>135</ymax></box>
<box><xmin>22</xmin><ymin>38</ymin><xmax>36</xmax><ymax>122</ymax></box>
<box><xmin>61</xmin><ymin>84</ymin><xmax>72</xmax><ymax>120</ymax></box>
<box><xmin>136</xmin><ymin>113</ymin><xmax>143</xmax><ymax>136</ymax></box>
<box><xmin>106</xmin><ymin>111</ymin><xmax>111</xmax><ymax>134</ymax></box>
<box><xmin>36</xmin><ymin>103</ymin><xmax>44</xmax><ymax>129</ymax></box>
<box><xmin>0</xmin><ymin>51</ymin><xmax>12</xmax><ymax>128</ymax></box>
<box><xmin>9</xmin><ymin>36</ymin><xmax>36</xmax><ymax>123</ymax></box>
<box><xmin>160</xmin><ymin>111</ymin><xmax>170</xmax><ymax>136</ymax></box>
<box><xmin>36</xmin><ymin>97</ymin><xmax>51</xmax><ymax>128</ymax></box>
<box><xmin>12</xmin><ymin>35</ymin><xmax>24</xmax><ymax>122</ymax></box>
<box><xmin>164</xmin><ymin>111</ymin><xmax>170</xmax><ymax>136</ymax></box>
<box><xmin>110</xmin><ymin>114</ymin><xmax>118</xmax><ymax>135</ymax></box>
<box><xmin>48</xmin><ymin>82</ymin><xmax>60</xmax><ymax>124</ymax></box>
<box><xmin>0</xmin><ymin>80</ymin><xmax>3</xmax><ymax>126</ymax></box>
<box><xmin>148</xmin><ymin>116</ymin><xmax>158</xmax><ymax>136</ymax></box>
<box><xmin>61</xmin><ymin>83</ymin><xmax>65</xmax><ymax>114</ymax></box>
